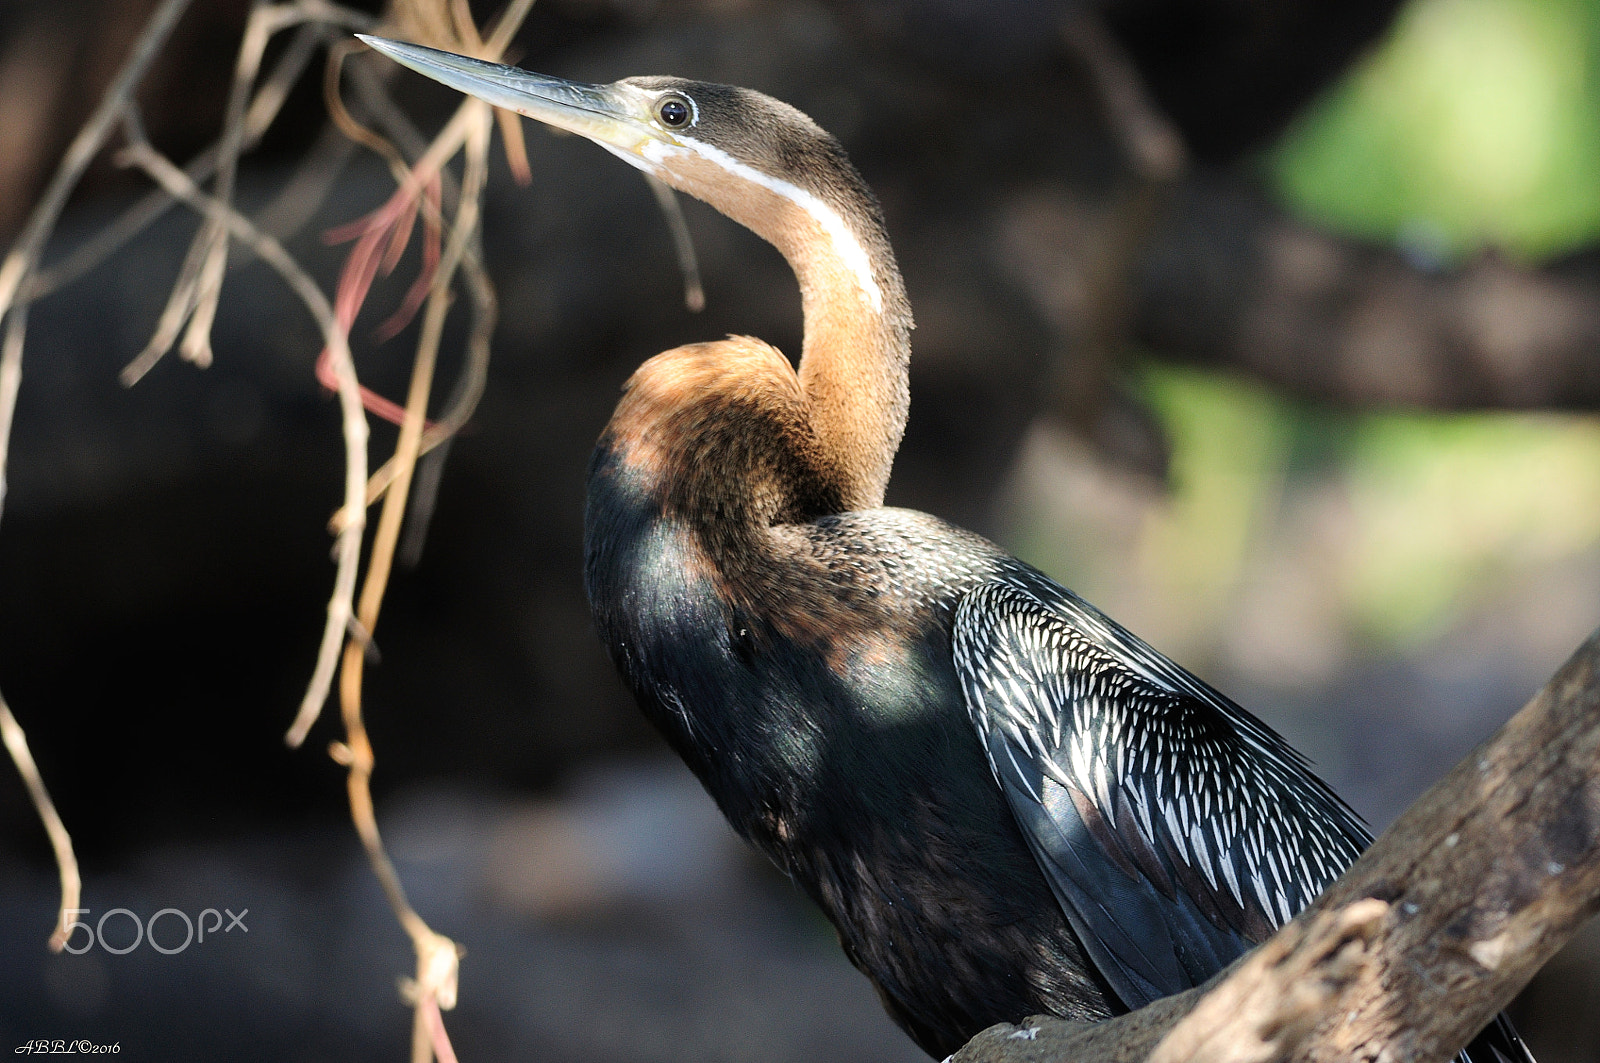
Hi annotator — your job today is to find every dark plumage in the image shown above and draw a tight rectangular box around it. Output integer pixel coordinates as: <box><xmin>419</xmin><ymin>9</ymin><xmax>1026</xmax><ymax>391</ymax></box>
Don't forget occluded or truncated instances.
<box><xmin>362</xmin><ymin>36</ymin><xmax>1534</xmax><ymax>1063</ymax></box>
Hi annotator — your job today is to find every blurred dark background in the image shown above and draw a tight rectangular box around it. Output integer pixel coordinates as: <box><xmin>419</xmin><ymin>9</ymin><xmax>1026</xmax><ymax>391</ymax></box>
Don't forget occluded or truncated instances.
<box><xmin>1</xmin><ymin>0</ymin><xmax>1599</xmax><ymax>1059</ymax></box>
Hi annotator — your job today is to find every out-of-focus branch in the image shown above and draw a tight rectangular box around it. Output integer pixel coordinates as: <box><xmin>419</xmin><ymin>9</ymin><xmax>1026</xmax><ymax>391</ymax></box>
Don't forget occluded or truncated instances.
<box><xmin>127</xmin><ymin>0</ymin><xmax>377</xmax><ymax>383</ymax></box>
<box><xmin>337</xmin><ymin>54</ymin><xmax>495</xmax><ymax>533</ymax></box>
<box><xmin>953</xmin><ymin>623</ymin><xmax>1600</xmax><ymax>1062</ymax></box>
<box><xmin>0</xmin><ymin>0</ymin><xmax>196</xmax><ymax>958</ymax></box>
<box><xmin>0</xmin><ymin>0</ymin><xmax>193</xmax><ymax>323</ymax></box>
<box><xmin>1038</xmin><ymin>8</ymin><xmax>1188</xmax><ymax>474</ymax></box>
<box><xmin>287</xmin><ymin>10</ymin><xmax>531</xmax><ymax>1061</ymax></box>
<box><xmin>0</xmin><ymin>319</ymin><xmax>31</xmax><ymax>937</ymax></box>
<box><xmin>646</xmin><ymin>175</ymin><xmax>705</xmax><ymax>314</ymax></box>
<box><xmin>0</xmin><ymin>690</ymin><xmax>80</xmax><ymax>954</ymax></box>
<box><xmin>23</xmin><ymin>20</ymin><xmax>345</xmax><ymax>304</ymax></box>
<box><xmin>1061</xmin><ymin>10</ymin><xmax>1185</xmax><ymax>190</ymax></box>
<box><xmin>114</xmin><ymin>128</ymin><xmax>371</xmax><ymax>808</ymax></box>
<box><xmin>1136</xmin><ymin>176</ymin><xmax>1600</xmax><ymax>410</ymax></box>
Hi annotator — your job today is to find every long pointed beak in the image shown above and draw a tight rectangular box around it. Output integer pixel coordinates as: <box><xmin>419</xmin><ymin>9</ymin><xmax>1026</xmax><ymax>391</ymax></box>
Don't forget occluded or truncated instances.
<box><xmin>357</xmin><ymin>35</ymin><xmax>665</xmax><ymax>164</ymax></box>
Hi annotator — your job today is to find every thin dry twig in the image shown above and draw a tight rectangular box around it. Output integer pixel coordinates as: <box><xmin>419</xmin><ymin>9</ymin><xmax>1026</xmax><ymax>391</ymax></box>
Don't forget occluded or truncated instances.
<box><xmin>325</xmin><ymin>37</ymin><xmax>420</xmax><ymax>188</ymax></box>
<box><xmin>283</xmin><ymin>97</ymin><xmax>483</xmax><ymax>750</ymax></box>
<box><xmin>340</xmin><ymin>51</ymin><xmax>496</xmax><ymax>497</ymax></box>
<box><xmin>7</xmin><ymin>8</ymin><xmax>508</xmax><ymax>1057</ymax></box>
<box><xmin>647</xmin><ymin>174</ymin><xmax>706</xmax><ymax>313</ymax></box>
<box><xmin>121</xmin><ymin>231</ymin><xmax>212</xmax><ymax>384</ymax></box>
<box><xmin>22</xmin><ymin>19</ymin><xmax>352</xmax><ymax>305</ymax></box>
<box><xmin>0</xmin><ymin>306</ymin><xmax>25</xmax><ymax>517</ymax></box>
<box><xmin>312</xmin><ymin>37</ymin><xmax>510</xmax><ymax>436</ymax></box>
<box><xmin>213</xmin><ymin>5</ymin><xmax>299</xmax><ymax>336</ymax></box>
<box><xmin>283</xmin><ymin>39</ymin><xmax>480</xmax><ymax>750</ymax></box>
<box><xmin>419</xmin><ymin>993</ymin><xmax>463</xmax><ymax>1063</ymax></box>
<box><xmin>0</xmin><ymin>303</ymin><xmax>80</xmax><ymax>954</ymax></box>
<box><xmin>25</xmin><ymin>3</ymin><xmax>518</xmax><ymax>1052</ymax></box>
<box><xmin>129</xmin><ymin>0</ymin><xmax>377</xmax><ymax>382</ymax></box>
<box><xmin>0</xmin><ymin>695</ymin><xmax>81</xmax><ymax>954</ymax></box>
<box><xmin>330</xmin><ymin>106</ymin><xmax>488</xmax><ymax>1063</ymax></box>
<box><xmin>345</xmin><ymin>51</ymin><xmax>463</xmax><ymax>209</ymax></box>
<box><xmin>351</xmin><ymin>106</ymin><xmax>488</xmax><ymax>673</ymax></box>
<box><xmin>287</xmin><ymin>8</ymin><xmax>531</xmax><ymax>1059</ymax></box>
<box><xmin>292</xmin><ymin>68</ymin><xmax>499</xmax><ymax>547</ymax></box>
<box><xmin>178</xmin><ymin>0</ymin><xmax>298</xmax><ymax>370</ymax></box>
<box><xmin>0</xmin><ymin>0</ymin><xmax>194</xmax><ymax>322</ymax></box>
<box><xmin>312</xmin><ymin>172</ymin><xmax>444</xmax><ymax>425</ymax></box>
<box><xmin>115</xmin><ymin>127</ymin><xmax>372</xmax><ymax>873</ymax></box>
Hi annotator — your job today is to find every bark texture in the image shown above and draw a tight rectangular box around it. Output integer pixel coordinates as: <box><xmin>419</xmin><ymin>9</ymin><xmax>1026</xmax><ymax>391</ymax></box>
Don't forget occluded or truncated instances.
<box><xmin>953</xmin><ymin>626</ymin><xmax>1600</xmax><ymax>1063</ymax></box>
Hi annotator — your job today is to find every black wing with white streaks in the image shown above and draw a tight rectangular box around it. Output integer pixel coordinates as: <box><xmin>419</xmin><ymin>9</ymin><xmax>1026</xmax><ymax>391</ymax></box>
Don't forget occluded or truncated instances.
<box><xmin>951</xmin><ymin>565</ymin><xmax>1369</xmax><ymax>1010</ymax></box>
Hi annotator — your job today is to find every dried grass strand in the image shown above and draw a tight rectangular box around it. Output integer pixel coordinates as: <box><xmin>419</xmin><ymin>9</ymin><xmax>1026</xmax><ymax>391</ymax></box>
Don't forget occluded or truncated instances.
<box><xmin>0</xmin><ymin>306</ymin><xmax>79</xmax><ymax>953</ymax></box>
<box><xmin>129</xmin><ymin>0</ymin><xmax>377</xmax><ymax>379</ymax></box>
<box><xmin>330</xmin><ymin>98</ymin><xmax>492</xmax><ymax>1063</ymax></box>
<box><xmin>116</xmin><ymin>133</ymin><xmax>370</xmax><ymax>793</ymax></box>
<box><xmin>0</xmin><ymin>696</ymin><xmax>80</xmax><ymax>953</ymax></box>
<box><xmin>23</xmin><ymin>18</ymin><xmax>352</xmax><ymax>304</ymax></box>
<box><xmin>646</xmin><ymin>174</ymin><xmax>705</xmax><ymax>313</ymax></box>
<box><xmin>0</xmin><ymin>0</ymin><xmax>194</xmax><ymax>321</ymax></box>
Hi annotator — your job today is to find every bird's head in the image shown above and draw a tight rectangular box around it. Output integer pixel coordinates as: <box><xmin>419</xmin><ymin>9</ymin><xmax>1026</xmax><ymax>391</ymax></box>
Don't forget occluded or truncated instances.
<box><xmin>358</xmin><ymin>36</ymin><xmax>894</xmax><ymax>315</ymax></box>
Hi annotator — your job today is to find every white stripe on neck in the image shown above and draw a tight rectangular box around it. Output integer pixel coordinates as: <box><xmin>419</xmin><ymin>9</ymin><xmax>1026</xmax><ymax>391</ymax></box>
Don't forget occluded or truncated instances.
<box><xmin>640</xmin><ymin>138</ymin><xmax>885</xmax><ymax>314</ymax></box>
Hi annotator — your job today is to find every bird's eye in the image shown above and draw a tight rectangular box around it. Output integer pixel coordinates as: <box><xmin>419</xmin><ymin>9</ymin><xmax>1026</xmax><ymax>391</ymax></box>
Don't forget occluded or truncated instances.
<box><xmin>657</xmin><ymin>95</ymin><xmax>692</xmax><ymax>128</ymax></box>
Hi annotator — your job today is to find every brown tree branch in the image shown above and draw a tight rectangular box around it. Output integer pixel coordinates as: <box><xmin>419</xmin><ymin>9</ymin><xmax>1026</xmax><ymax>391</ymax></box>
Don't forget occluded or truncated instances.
<box><xmin>1148</xmin><ymin>900</ymin><xmax>1389</xmax><ymax>1063</ymax></box>
<box><xmin>952</xmin><ymin>623</ymin><xmax>1600</xmax><ymax>1062</ymax></box>
<box><xmin>1135</xmin><ymin>176</ymin><xmax>1600</xmax><ymax>410</ymax></box>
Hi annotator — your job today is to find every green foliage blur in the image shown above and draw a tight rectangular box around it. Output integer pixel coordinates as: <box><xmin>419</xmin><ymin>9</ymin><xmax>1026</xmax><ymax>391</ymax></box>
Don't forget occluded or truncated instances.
<box><xmin>1275</xmin><ymin>0</ymin><xmax>1600</xmax><ymax>261</ymax></box>
<box><xmin>1022</xmin><ymin>0</ymin><xmax>1600</xmax><ymax>671</ymax></box>
<box><xmin>1138</xmin><ymin>369</ymin><xmax>1600</xmax><ymax>653</ymax></box>
<box><xmin>1272</xmin><ymin>0</ymin><xmax>1600</xmax><ymax>651</ymax></box>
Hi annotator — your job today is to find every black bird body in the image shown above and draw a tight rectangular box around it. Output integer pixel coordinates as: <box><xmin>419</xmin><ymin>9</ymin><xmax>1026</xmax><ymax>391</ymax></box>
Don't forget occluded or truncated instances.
<box><xmin>585</xmin><ymin>437</ymin><xmax>1101</xmax><ymax>1050</ymax></box>
<box><xmin>361</xmin><ymin>37</ymin><xmax>1534</xmax><ymax>1063</ymax></box>
<box><xmin>583</xmin><ymin>375</ymin><xmax>1528</xmax><ymax>1061</ymax></box>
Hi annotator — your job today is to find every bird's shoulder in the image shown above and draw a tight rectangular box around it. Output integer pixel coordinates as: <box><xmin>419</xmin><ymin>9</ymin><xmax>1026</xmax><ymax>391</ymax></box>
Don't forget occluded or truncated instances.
<box><xmin>786</xmin><ymin>506</ymin><xmax>1006</xmax><ymax>608</ymax></box>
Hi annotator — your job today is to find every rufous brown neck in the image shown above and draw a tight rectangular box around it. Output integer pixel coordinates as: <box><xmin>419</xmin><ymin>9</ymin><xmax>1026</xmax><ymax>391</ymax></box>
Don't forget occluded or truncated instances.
<box><xmin>654</xmin><ymin>146</ymin><xmax>913</xmax><ymax>512</ymax></box>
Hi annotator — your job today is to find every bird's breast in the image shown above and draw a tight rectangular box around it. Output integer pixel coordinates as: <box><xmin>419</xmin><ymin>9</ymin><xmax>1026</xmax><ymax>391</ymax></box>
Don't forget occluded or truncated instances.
<box><xmin>583</xmin><ymin>441</ymin><xmax>1113</xmax><ymax>1051</ymax></box>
